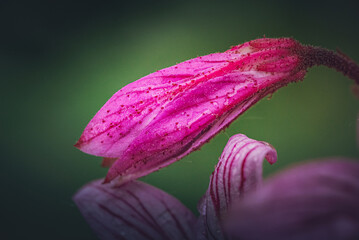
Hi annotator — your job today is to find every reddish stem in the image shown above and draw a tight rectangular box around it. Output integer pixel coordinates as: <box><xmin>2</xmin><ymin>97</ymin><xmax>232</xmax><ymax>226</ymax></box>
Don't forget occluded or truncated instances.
<box><xmin>298</xmin><ymin>46</ymin><xmax>359</xmax><ymax>85</ymax></box>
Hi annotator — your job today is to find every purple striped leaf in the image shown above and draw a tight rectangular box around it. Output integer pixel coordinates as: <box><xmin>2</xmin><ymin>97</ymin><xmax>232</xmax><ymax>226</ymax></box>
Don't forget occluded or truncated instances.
<box><xmin>197</xmin><ymin>134</ymin><xmax>277</xmax><ymax>240</ymax></box>
<box><xmin>224</xmin><ymin>159</ymin><xmax>359</xmax><ymax>240</ymax></box>
<box><xmin>73</xmin><ymin>180</ymin><xmax>196</xmax><ymax>240</ymax></box>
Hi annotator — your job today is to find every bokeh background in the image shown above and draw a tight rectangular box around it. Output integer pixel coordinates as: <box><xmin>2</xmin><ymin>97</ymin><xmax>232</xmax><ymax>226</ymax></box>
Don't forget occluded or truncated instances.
<box><xmin>2</xmin><ymin>0</ymin><xmax>359</xmax><ymax>239</ymax></box>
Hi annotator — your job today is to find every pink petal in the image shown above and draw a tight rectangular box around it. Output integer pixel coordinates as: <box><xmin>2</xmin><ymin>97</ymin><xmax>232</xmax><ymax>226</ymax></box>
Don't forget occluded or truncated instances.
<box><xmin>73</xmin><ymin>180</ymin><xmax>196</xmax><ymax>240</ymax></box>
<box><xmin>75</xmin><ymin>37</ymin><xmax>359</xmax><ymax>184</ymax></box>
<box><xmin>76</xmin><ymin>38</ymin><xmax>300</xmax><ymax>183</ymax></box>
<box><xmin>76</xmin><ymin>38</ymin><xmax>326</xmax><ymax>183</ymax></box>
<box><xmin>197</xmin><ymin>134</ymin><xmax>277</xmax><ymax>240</ymax></box>
<box><xmin>224</xmin><ymin>159</ymin><xmax>359</xmax><ymax>240</ymax></box>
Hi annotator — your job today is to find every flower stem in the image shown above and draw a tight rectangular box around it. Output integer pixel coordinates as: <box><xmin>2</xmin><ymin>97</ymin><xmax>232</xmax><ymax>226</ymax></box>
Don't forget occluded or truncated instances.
<box><xmin>300</xmin><ymin>46</ymin><xmax>359</xmax><ymax>84</ymax></box>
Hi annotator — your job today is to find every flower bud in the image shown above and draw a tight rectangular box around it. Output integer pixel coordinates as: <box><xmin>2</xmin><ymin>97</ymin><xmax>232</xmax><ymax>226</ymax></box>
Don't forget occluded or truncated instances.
<box><xmin>75</xmin><ymin>38</ymin><xmax>358</xmax><ymax>184</ymax></box>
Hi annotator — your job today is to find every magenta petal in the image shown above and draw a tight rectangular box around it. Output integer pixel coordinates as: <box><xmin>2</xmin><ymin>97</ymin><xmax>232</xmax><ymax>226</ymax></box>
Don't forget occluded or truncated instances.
<box><xmin>224</xmin><ymin>159</ymin><xmax>359</xmax><ymax>240</ymax></box>
<box><xmin>73</xmin><ymin>180</ymin><xmax>196</xmax><ymax>240</ymax></box>
<box><xmin>197</xmin><ymin>134</ymin><xmax>277</xmax><ymax>240</ymax></box>
<box><xmin>75</xmin><ymin>38</ymin><xmax>305</xmax><ymax>184</ymax></box>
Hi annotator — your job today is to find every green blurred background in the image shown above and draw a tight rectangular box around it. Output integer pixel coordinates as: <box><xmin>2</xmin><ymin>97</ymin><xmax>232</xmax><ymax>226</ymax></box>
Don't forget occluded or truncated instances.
<box><xmin>2</xmin><ymin>0</ymin><xmax>359</xmax><ymax>239</ymax></box>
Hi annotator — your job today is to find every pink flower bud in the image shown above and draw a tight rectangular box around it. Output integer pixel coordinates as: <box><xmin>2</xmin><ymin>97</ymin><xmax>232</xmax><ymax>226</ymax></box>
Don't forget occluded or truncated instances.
<box><xmin>75</xmin><ymin>38</ymin><xmax>359</xmax><ymax>184</ymax></box>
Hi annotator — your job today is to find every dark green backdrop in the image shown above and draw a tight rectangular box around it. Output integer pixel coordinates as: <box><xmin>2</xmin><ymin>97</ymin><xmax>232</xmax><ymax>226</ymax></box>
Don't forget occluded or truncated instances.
<box><xmin>2</xmin><ymin>0</ymin><xmax>359</xmax><ymax>239</ymax></box>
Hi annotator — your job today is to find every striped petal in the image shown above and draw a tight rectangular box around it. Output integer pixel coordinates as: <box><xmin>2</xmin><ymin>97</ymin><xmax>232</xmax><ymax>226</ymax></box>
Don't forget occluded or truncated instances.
<box><xmin>224</xmin><ymin>159</ymin><xmax>359</xmax><ymax>240</ymax></box>
<box><xmin>73</xmin><ymin>180</ymin><xmax>196</xmax><ymax>240</ymax></box>
<box><xmin>197</xmin><ymin>134</ymin><xmax>277</xmax><ymax>240</ymax></box>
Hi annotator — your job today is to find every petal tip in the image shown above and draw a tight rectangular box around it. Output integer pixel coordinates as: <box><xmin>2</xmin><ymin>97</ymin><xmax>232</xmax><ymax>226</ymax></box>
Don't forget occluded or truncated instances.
<box><xmin>74</xmin><ymin>136</ymin><xmax>86</xmax><ymax>150</ymax></box>
<box><xmin>102</xmin><ymin>177</ymin><xmax>111</xmax><ymax>184</ymax></box>
<box><xmin>74</xmin><ymin>141</ymin><xmax>81</xmax><ymax>149</ymax></box>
